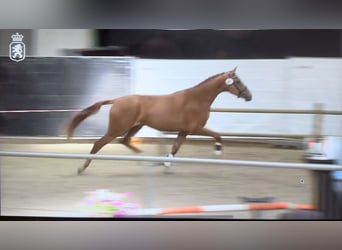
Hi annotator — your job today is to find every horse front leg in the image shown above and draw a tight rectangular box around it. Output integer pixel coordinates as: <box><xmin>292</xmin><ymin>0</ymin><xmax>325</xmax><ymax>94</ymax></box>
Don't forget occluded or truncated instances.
<box><xmin>164</xmin><ymin>131</ymin><xmax>188</xmax><ymax>167</ymax></box>
<box><xmin>191</xmin><ymin>127</ymin><xmax>223</xmax><ymax>155</ymax></box>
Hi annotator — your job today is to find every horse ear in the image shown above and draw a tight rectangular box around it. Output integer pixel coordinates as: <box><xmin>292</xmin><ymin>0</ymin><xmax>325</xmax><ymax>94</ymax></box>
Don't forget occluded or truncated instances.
<box><xmin>232</xmin><ymin>66</ymin><xmax>238</xmax><ymax>72</ymax></box>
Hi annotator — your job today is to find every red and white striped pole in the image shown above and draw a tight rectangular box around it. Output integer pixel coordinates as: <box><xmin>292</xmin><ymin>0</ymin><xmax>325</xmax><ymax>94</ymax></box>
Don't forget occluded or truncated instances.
<box><xmin>134</xmin><ymin>202</ymin><xmax>317</xmax><ymax>216</ymax></box>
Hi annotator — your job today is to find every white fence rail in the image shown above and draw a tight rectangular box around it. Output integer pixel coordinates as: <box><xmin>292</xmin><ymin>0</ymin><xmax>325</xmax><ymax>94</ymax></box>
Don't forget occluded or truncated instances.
<box><xmin>211</xmin><ymin>107</ymin><xmax>342</xmax><ymax>115</ymax></box>
<box><xmin>1</xmin><ymin>104</ymin><xmax>341</xmax><ymax>139</ymax></box>
<box><xmin>210</xmin><ymin>104</ymin><xmax>342</xmax><ymax>139</ymax></box>
<box><xmin>0</xmin><ymin>151</ymin><xmax>341</xmax><ymax>171</ymax></box>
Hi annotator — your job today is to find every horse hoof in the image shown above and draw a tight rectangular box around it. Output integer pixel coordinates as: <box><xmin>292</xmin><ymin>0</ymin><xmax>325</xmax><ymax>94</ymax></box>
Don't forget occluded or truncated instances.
<box><xmin>77</xmin><ymin>168</ymin><xmax>84</xmax><ymax>175</ymax></box>
<box><xmin>163</xmin><ymin>153</ymin><xmax>173</xmax><ymax>168</ymax></box>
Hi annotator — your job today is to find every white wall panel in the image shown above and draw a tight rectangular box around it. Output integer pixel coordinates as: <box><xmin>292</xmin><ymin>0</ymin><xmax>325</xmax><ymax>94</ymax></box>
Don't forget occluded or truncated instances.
<box><xmin>133</xmin><ymin>58</ymin><xmax>342</xmax><ymax>137</ymax></box>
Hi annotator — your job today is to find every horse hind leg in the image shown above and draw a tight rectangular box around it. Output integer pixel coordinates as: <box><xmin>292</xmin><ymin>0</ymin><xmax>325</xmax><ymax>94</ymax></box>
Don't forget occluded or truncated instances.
<box><xmin>120</xmin><ymin>124</ymin><xmax>144</xmax><ymax>153</ymax></box>
<box><xmin>78</xmin><ymin>134</ymin><xmax>115</xmax><ymax>174</ymax></box>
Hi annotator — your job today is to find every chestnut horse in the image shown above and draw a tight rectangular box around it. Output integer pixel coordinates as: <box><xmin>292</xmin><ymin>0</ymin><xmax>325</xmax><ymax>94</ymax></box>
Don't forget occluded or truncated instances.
<box><xmin>67</xmin><ymin>67</ymin><xmax>252</xmax><ymax>174</ymax></box>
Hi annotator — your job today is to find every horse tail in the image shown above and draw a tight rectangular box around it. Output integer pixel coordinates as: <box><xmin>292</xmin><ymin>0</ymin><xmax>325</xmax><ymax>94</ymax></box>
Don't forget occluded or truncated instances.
<box><xmin>66</xmin><ymin>99</ymin><xmax>113</xmax><ymax>140</ymax></box>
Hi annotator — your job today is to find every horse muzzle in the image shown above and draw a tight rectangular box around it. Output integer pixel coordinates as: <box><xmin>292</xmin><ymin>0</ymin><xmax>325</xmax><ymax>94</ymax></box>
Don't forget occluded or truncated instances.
<box><xmin>239</xmin><ymin>89</ymin><xmax>252</xmax><ymax>101</ymax></box>
<box><xmin>244</xmin><ymin>95</ymin><xmax>252</xmax><ymax>101</ymax></box>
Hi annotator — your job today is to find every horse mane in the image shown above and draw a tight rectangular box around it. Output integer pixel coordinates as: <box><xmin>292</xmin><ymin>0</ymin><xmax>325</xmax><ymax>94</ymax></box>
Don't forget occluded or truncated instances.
<box><xmin>172</xmin><ymin>72</ymin><xmax>225</xmax><ymax>94</ymax></box>
<box><xmin>194</xmin><ymin>72</ymin><xmax>225</xmax><ymax>88</ymax></box>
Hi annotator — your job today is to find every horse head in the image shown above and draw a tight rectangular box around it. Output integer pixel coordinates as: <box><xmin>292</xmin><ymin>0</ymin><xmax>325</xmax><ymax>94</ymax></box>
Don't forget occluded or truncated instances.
<box><xmin>224</xmin><ymin>66</ymin><xmax>252</xmax><ymax>101</ymax></box>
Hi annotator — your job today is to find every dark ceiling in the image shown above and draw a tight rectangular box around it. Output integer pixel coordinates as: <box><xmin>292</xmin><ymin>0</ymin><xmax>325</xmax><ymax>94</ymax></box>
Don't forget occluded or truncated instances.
<box><xmin>91</xmin><ymin>29</ymin><xmax>342</xmax><ymax>59</ymax></box>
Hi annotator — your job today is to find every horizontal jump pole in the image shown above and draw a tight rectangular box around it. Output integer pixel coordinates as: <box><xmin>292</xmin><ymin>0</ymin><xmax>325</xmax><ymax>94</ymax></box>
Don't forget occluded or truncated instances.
<box><xmin>1</xmin><ymin>108</ymin><xmax>341</xmax><ymax>115</ymax></box>
<box><xmin>134</xmin><ymin>202</ymin><xmax>317</xmax><ymax>216</ymax></box>
<box><xmin>211</xmin><ymin>108</ymin><xmax>342</xmax><ymax>115</ymax></box>
<box><xmin>0</xmin><ymin>134</ymin><xmax>309</xmax><ymax>144</ymax></box>
<box><xmin>1</xmin><ymin>150</ymin><xmax>342</xmax><ymax>171</ymax></box>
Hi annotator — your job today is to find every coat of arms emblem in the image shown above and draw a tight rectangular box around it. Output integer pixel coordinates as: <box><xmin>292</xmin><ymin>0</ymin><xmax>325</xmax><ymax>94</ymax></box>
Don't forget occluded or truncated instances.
<box><xmin>9</xmin><ymin>32</ymin><xmax>25</xmax><ymax>62</ymax></box>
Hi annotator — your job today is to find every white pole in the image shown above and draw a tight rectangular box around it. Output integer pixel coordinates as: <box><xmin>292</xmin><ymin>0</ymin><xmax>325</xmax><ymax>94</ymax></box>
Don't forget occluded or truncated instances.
<box><xmin>1</xmin><ymin>151</ymin><xmax>342</xmax><ymax>171</ymax></box>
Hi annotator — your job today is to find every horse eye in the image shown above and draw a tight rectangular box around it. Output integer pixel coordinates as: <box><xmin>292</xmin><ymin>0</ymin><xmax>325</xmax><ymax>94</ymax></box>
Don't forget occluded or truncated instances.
<box><xmin>225</xmin><ymin>78</ymin><xmax>234</xmax><ymax>85</ymax></box>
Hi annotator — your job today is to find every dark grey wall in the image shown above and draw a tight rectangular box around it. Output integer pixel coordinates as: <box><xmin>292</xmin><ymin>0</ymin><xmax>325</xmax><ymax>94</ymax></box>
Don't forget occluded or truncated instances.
<box><xmin>0</xmin><ymin>57</ymin><xmax>133</xmax><ymax>136</ymax></box>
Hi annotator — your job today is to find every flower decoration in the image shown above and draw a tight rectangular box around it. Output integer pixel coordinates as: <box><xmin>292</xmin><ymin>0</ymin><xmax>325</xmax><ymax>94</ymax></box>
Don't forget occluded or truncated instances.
<box><xmin>81</xmin><ymin>189</ymin><xmax>140</xmax><ymax>217</ymax></box>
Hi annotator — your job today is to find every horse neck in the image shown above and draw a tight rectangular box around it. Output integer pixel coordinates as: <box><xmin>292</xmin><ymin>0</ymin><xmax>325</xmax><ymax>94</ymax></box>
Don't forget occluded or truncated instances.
<box><xmin>190</xmin><ymin>77</ymin><xmax>226</xmax><ymax>105</ymax></box>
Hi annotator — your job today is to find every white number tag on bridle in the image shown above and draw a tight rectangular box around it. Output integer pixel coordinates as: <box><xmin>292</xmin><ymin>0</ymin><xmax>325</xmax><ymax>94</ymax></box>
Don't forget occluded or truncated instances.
<box><xmin>226</xmin><ymin>78</ymin><xmax>234</xmax><ymax>85</ymax></box>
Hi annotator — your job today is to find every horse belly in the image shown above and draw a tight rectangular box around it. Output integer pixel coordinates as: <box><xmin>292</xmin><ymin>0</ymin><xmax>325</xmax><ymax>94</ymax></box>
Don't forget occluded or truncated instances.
<box><xmin>138</xmin><ymin>95</ymin><xmax>208</xmax><ymax>132</ymax></box>
<box><xmin>142</xmin><ymin>108</ymin><xmax>207</xmax><ymax>132</ymax></box>
<box><xmin>139</xmin><ymin>110</ymin><xmax>174</xmax><ymax>130</ymax></box>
